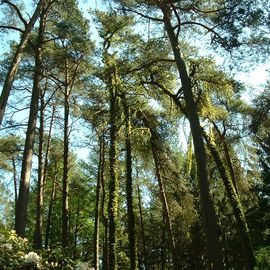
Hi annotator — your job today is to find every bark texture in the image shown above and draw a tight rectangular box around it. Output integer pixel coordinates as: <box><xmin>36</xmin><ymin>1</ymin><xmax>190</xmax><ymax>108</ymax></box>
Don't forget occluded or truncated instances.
<box><xmin>0</xmin><ymin>0</ymin><xmax>45</xmax><ymax>126</ymax></box>
<box><xmin>159</xmin><ymin>3</ymin><xmax>223</xmax><ymax>269</ymax></box>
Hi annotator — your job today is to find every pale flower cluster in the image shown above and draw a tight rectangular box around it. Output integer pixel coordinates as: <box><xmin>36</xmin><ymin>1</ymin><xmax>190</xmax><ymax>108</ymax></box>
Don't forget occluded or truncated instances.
<box><xmin>24</xmin><ymin>251</ymin><xmax>41</xmax><ymax>264</ymax></box>
<box><xmin>2</xmin><ymin>243</ymin><xmax>12</xmax><ymax>251</ymax></box>
<box><xmin>75</xmin><ymin>261</ymin><xmax>94</xmax><ymax>270</ymax></box>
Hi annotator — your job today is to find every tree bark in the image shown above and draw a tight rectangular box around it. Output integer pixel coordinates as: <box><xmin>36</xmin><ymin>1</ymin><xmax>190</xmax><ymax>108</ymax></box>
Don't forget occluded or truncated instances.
<box><xmin>137</xmin><ymin>182</ymin><xmax>148</xmax><ymax>270</ymax></box>
<box><xmin>45</xmin><ymin>169</ymin><xmax>57</xmax><ymax>249</ymax></box>
<box><xmin>15</xmin><ymin>12</ymin><xmax>44</xmax><ymax>236</ymax></box>
<box><xmin>159</xmin><ymin>4</ymin><xmax>223</xmax><ymax>269</ymax></box>
<box><xmin>0</xmin><ymin>0</ymin><xmax>45</xmax><ymax>126</ymax></box>
<box><xmin>94</xmin><ymin>135</ymin><xmax>105</xmax><ymax>270</ymax></box>
<box><xmin>139</xmin><ymin>111</ymin><xmax>179</xmax><ymax>270</ymax></box>
<box><xmin>62</xmin><ymin>65</ymin><xmax>70</xmax><ymax>249</ymax></box>
<box><xmin>203</xmin><ymin>131</ymin><xmax>255</xmax><ymax>270</ymax></box>
<box><xmin>108</xmin><ymin>65</ymin><xmax>119</xmax><ymax>270</ymax></box>
<box><xmin>33</xmin><ymin>7</ymin><xmax>47</xmax><ymax>249</ymax></box>
<box><xmin>123</xmin><ymin>100</ymin><xmax>138</xmax><ymax>270</ymax></box>
<box><xmin>100</xmin><ymin>135</ymin><xmax>109</xmax><ymax>270</ymax></box>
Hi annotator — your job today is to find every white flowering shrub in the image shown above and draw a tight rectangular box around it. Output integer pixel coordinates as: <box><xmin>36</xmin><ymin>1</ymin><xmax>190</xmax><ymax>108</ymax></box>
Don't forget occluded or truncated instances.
<box><xmin>0</xmin><ymin>229</ymin><xmax>29</xmax><ymax>269</ymax></box>
<box><xmin>0</xmin><ymin>229</ymin><xmax>93</xmax><ymax>270</ymax></box>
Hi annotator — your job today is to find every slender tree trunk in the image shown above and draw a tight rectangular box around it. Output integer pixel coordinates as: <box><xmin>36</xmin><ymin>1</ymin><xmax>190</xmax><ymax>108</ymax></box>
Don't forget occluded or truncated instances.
<box><xmin>62</xmin><ymin>77</ymin><xmax>70</xmax><ymax>249</ymax></box>
<box><xmin>34</xmin><ymin>96</ymin><xmax>45</xmax><ymax>249</ymax></box>
<box><xmin>123</xmin><ymin>98</ymin><xmax>138</xmax><ymax>270</ymax></box>
<box><xmin>94</xmin><ymin>135</ymin><xmax>105</xmax><ymax>270</ymax></box>
<box><xmin>108</xmin><ymin>66</ymin><xmax>119</xmax><ymax>270</ymax></box>
<box><xmin>161</xmin><ymin>214</ymin><xmax>166</xmax><ymax>270</ymax></box>
<box><xmin>0</xmin><ymin>0</ymin><xmax>45</xmax><ymax>126</ymax></box>
<box><xmin>137</xmin><ymin>183</ymin><xmax>148</xmax><ymax>270</ymax></box>
<box><xmin>159</xmin><ymin>4</ymin><xmax>223</xmax><ymax>269</ymax></box>
<box><xmin>45</xmin><ymin>171</ymin><xmax>57</xmax><ymax>249</ymax></box>
<box><xmin>100</xmin><ymin>135</ymin><xmax>109</xmax><ymax>270</ymax></box>
<box><xmin>212</xmin><ymin>123</ymin><xmax>238</xmax><ymax>193</ymax></box>
<box><xmin>139</xmin><ymin>112</ymin><xmax>178</xmax><ymax>270</ymax></box>
<box><xmin>12</xmin><ymin>157</ymin><xmax>17</xmax><ymax>209</ymax></box>
<box><xmin>73</xmin><ymin>198</ymin><xmax>81</xmax><ymax>259</ymax></box>
<box><xmin>15</xmin><ymin>16</ymin><xmax>44</xmax><ymax>236</ymax></box>
<box><xmin>43</xmin><ymin>104</ymin><xmax>55</xmax><ymax>187</ymax></box>
<box><xmin>203</xmin><ymin>131</ymin><xmax>255</xmax><ymax>270</ymax></box>
<box><xmin>33</xmin><ymin>10</ymin><xmax>47</xmax><ymax>248</ymax></box>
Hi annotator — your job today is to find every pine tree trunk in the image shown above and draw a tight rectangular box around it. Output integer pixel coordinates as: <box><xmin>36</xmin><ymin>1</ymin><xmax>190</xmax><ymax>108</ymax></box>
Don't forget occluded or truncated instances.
<box><xmin>12</xmin><ymin>157</ymin><xmax>17</xmax><ymax>209</ymax></box>
<box><xmin>124</xmin><ymin>100</ymin><xmax>138</xmax><ymax>270</ymax></box>
<box><xmin>62</xmin><ymin>78</ymin><xmax>70</xmax><ymax>249</ymax></box>
<box><xmin>15</xmin><ymin>16</ymin><xmax>44</xmax><ymax>236</ymax></box>
<box><xmin>33</xmin><ymin>9</ymin><xmax>47</xmax><ymax>248</ymax></box>
<box><xmin>0</xmin><ymin>0</ymin><xmax>45</xmax><ymax>126</ymax></box>
<box><xmin>137</xmin><ymin>183</ymin><xmax>148</xmax><ymax>270</ymax></box>
<box><xmin>34</xmin><ymin>96</ymin><xmax>45</xmax><ymax>249</ymax></box>
<box><xmin>45</xmin><ymin>171</ymin><xmax>57</xmax><ymax>249</ymax></box>
<box><xmin>212</xmin><ymin>123</ymin><xmax>238</xmax><ymax>193</ymax></box>
<box><xmin>100</xmin><ymin>134</ymin><xmax>109</xmax><ymax>270</ymax></box>
<box><xmin>203</xmin><ymin>131</ymin><xmax>255</xmax><ymax>270</ymax></box>
<box><xmin>94</xmin><ymin>135</ymin><xmax>105</xmax><ymax>270</ymax></box>
<box><xmin>159</xmin><ymin>4</ymin><xmax>223</xmax><ymax>269</ymax></box>
<box><xmin>139</xmin><ymin>112</ymin><xmax>179</xmax><ymax>270</ymax></box>
<box><xmin>108</xmin><ymin>66</ymin><xmax>119</xmax><ymax>270</ymax></box>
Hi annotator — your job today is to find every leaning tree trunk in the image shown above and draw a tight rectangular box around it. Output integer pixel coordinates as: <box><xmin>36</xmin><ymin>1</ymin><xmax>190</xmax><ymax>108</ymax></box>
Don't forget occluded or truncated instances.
<box><xmin>159</xmin><ymin>4</ymin><xmax>223</xmax><ymax>269</ymax></box>
<box><xmin>203</xmin><ymin>131</ymin><xmax>255</xmax><ymax>270</ymax></box>
<box><xmin>15</xmin><ymin>18</ymin><xmax>44</xmax><ymax>236</ymax></box>
<box><xmin>123</xmin><ymin>99</ymin><xmax>138</xmax><ymax>270</ymax></box>
<box><xmin>0</xmin><ymin>0</ymin><xmax>45</xmax><ymax>126</ymax></box>
<box><xmin>139</xmin><ymin>112</ymin><xmax>179</xmax><ymax>270</ymax></box>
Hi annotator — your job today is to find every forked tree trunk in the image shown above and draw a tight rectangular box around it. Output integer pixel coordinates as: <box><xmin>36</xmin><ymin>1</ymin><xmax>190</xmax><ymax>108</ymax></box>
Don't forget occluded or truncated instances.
<box><xmin>159</xmin><ymin>4</ymin><xmax>223</xmax><ymax>269</ymax></box>
<box><xmin>203</xmin><ymin>131</ymin><xmax>255</xmax><ymax>270</ymax></box>
<box><xmin>0</xmin><ymin>0</ymin><xmax>45</xmax><ymax>126</ymax></box>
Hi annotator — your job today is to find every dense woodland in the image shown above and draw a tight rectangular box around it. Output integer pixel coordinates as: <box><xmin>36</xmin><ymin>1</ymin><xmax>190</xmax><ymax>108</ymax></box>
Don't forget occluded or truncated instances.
<box><xmin>0</xmin><ymin>0</ymin><xmax>269</xmax><ymax>269</ymax></box>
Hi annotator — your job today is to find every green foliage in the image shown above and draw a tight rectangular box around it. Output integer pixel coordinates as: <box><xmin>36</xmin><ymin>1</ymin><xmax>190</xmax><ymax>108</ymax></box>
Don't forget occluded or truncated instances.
<box><xmin>255</xmin><ymin>246</ymin><xmax>270</xmax><ymax>270</ymax></box>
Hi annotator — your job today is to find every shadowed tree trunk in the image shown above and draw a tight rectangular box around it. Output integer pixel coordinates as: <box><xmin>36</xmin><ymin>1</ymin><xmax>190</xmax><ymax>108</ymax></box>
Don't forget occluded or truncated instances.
<box><xmin>0</xmin><ymin>0</ymin><xmax>46</xmax><ymax>126</ymax></box>
<box><xmin>45</xmin><ymin>168</ymin><xmax>57</xmax><ymax>249</ymax></box>
<box><xmin>100</xmin><ymin>135</ymin><xmax>109</xmax><ymax>270</ymax></box>
<box><xmin>159</xmin><ymin>3</ymin><xmax>223</xmax><ymax>269</ymax></box>
<box><xmin>137</xmin><ymin>181</ymin><xmax>148</xmax><ymax>270</ymax></box>
<box><xmin>62</xmin><ymin>64</ymin><xmax>70</xmax><ymax>249</ymax></box>
<box><xmin>123</xmin><ymin>97</ymin><xmax>138</xmax><ymax>270</ymax></box>
<box><xmin>15</xmin><ymin>8</ymin><xmax>45</xmax><ymax>236</ymax></box>
<box><xmin>107</xmin><ymin>65</ymin><xmax>119</xmax><ymax>270</ymax></box>
<box><xmin>94</xmin><ymin>134</ymin><xmax>105</xmax><ymax>270</ymax></box>
<box><xmin>203</xmin><ymin>131</ymin><xmax>255</xmax><ymax>270</ymax></box>
<box><xmin>139</xmin><ymin>111</ymin><xmax>179</xmax><ymax>270</ymax></box>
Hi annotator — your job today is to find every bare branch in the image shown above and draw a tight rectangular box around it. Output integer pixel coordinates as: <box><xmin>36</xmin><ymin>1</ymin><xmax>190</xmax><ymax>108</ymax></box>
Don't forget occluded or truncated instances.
<box><xmin>2</xmin><ymin>0</ymin><xmax>27</xmax><ymax>27</ymax></box>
